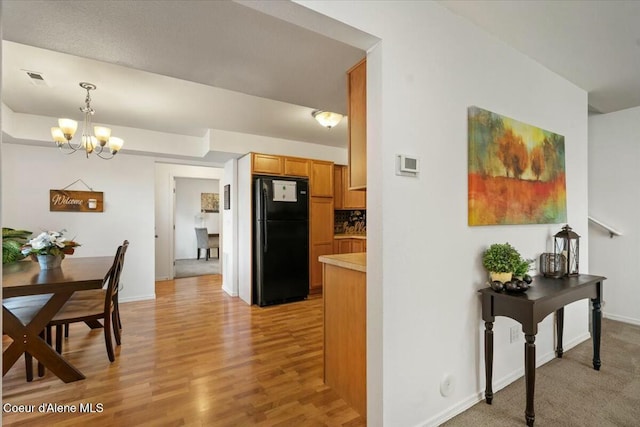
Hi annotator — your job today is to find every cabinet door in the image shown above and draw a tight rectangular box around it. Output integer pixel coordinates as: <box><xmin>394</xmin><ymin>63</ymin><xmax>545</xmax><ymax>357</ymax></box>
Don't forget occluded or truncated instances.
<box><xmin>333</xmin><ymin>165</ymin><xmax>344</xmax><ymax>209</ymax></box>
<box><xmin>337</xmin><ymin>239</ymin><xmax>352</xmax><ymax>254</ymax></box>
<box><xmin>252</xmin><ymin>153</ymin><xmax>282</xmax><ymax>175</ymax></box>
<box><xmin>310</xmin><ymin>243</ymin><xmax>334</xmax><ymax>293</ymax></box>
<box><xmin>284</xmin><ymin>157</ymin><xmax>310</xmax><ymax>177</ymax></box>
<box><xmin>348</xmin><ymin>59</ymin><xmax>367</xmax><ymax>189</ymax></box>
<box><xmin>310</xmin><ymin>197</ymin><xmax>334</xmax><ymax>291</ymax></box>
<box><xmin>351</xmin><ymin>239</ymin><xmax>365</xmax><ymax>253</ymax></box>
<box><xmin>311</xmin><ymin>160</ymin><xmax>334</xmax><ymax>197</ymax></box>
<box><xmin>343</xmin><ymin>166</ymin><xmax>366</xmax><ymax>209</ymax></box>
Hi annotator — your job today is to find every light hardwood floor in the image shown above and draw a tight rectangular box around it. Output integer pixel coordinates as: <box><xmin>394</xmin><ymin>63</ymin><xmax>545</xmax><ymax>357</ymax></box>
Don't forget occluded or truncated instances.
<box><xmin>2</xmin><ymin>275</ymin><xmax>365</xmax><ymax>426</ymax></box>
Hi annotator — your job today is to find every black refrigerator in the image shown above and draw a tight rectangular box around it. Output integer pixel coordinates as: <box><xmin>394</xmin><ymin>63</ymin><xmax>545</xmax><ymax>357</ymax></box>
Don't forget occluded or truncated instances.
<box><xmin>254</xmin><ymin>176</ymin><xmax>309</xmax><ymax>306</ymax></box>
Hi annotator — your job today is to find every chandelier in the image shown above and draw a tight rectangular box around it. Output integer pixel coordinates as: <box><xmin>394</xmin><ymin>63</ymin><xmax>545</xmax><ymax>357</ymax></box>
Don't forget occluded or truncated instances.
<box><xmin>50</xmin><ymin>82</ymin><xmax>124</xmax><ymax>159</ymax></box>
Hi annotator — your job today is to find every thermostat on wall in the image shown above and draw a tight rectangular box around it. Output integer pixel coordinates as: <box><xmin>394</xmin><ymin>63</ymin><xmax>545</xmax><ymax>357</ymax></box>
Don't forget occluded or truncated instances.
<box><xmin>396</xmin><ymin>154</ymin><xmax>419</xmax><ymax>177</ymax></box>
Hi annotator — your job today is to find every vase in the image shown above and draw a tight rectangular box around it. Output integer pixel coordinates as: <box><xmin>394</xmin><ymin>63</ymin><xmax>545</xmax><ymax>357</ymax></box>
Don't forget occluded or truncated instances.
<box><xmin>489</xmin><ymin>271</ymin><xmax>512</xmax><ymax>283</ymax></box>
<box><xmin>36</xmin><ymin>254</ymin><xmax>63</xmax><ymax>269</ymax></box>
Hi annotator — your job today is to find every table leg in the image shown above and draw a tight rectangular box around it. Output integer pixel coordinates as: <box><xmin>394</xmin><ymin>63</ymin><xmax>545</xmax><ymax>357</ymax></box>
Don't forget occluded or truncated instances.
<box><xmin>592</xmin><ymin>297</ymin><xmax>602</xmax><ymax>371</ymax></box>
<box><xmin>484</xmin><ymin>321</ymin><xmax>494</xmax><ymax>404</ymax></box>
<box><xmin>3</xmin><ymin>294</ymin><xmax>85</xmax><ymax>382</ymax></box>
<box><xmin>555</xmin><ymin>307</ymin><xmax>564</xmax><ymax>358</ymax></box>
<box><xmin>525</xmin><ymin>334</ymin><xmax>536</xmax><ymax>427</ymax></box>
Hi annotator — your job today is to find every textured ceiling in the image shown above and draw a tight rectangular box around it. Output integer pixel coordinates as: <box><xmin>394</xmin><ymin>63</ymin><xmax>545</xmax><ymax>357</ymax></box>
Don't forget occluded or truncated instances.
<box><xmin>1</xmin><ymin>0</ymin><xmax>370</xmax><ymax>147</ymax></box>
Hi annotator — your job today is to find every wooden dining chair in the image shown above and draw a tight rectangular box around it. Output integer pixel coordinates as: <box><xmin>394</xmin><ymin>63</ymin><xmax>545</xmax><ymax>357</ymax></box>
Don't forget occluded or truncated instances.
<box><xmin>60</xmin><ymin>239</ymin><xmax>129</xmax><ymax>340</ymax></box>
<box><xmin>47</xmin><ymin>240</ymin><xmax>129</xmax><ymax>362</ymax></box>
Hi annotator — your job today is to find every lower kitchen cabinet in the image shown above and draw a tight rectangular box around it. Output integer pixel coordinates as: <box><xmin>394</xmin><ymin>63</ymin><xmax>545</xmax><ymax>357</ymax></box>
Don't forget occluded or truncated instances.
<box><xmin>333</xmin><ymin>237</ymin><xmax>367</xmax><ymax>254</ymax></box>
<box><xmin>310</xmin><ymin>197</ymin><xmax>334</xmax><ymax>293</ymax></box>
<box><xmin>310</xmin><ymin>243</ymin><xmax>334</xmax><ymax>293</ymax></box>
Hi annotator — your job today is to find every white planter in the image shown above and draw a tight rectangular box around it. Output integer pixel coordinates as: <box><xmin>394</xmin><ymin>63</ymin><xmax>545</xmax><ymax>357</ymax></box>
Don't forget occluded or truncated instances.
<box><xmin>489</xmin><ymin>271</ymin><xmax>512</xmax><ymax>283</ymax></box>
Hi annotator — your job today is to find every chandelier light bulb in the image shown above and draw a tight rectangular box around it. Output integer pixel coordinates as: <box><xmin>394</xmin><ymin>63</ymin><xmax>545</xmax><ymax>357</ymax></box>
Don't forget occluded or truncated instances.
<box><xmin>93</xmin><ymin>126</ymin><xmax>112</xmax><ymax>146</ymax></box>
<box><xmin>51</xmin><ymin>127</ymin><xmax>67</xmax><ymax>144</ymax></box>
<box><xmin>108</xmin><ymin>137</ymin><xmax>124</xmax><ymax>154</ymax></box>
<box><xmin>58</xmin><ymin>118</ymin><xmax>78</xmax><ymax>139</ymax></box>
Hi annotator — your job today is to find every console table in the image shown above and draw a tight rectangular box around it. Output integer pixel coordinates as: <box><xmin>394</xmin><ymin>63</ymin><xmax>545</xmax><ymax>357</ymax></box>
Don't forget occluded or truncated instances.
<box><xmin>479</xmin><ymin>274</ymin><xmax>605</xmax><ymax>426</ymax></box>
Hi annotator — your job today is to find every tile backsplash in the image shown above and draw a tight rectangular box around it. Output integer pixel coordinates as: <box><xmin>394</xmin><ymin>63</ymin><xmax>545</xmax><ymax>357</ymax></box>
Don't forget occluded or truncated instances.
<box><xmin>334</xmin><ymin>210</ymin><xmax>366</xmax><ymax>234</ymax></box>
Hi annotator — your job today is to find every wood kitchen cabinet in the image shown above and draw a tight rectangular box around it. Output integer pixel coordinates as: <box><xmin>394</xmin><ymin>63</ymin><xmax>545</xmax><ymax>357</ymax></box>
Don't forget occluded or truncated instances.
<box><xmin>334</xmin><ymin>165</ymin><xmax>366</xmax><ymax>210</ymax></box>
<box><xmin>352</xmin><ymin>239</ymin><xmax>366</xmax><ymax>253</ymax></box>
<box><xmin>348</xmin><ymin>58</ymin><xmax>366</xmax><ymax>190</ymax></box>
<box><xmin>283</xmin><ymin>157</ymin><xmax>310</xmax><ymax>177</ymax></box>
<box><xmin>310</xmin><ymin>197</ymin><xmax>334</xmax><ymax>292</ymax></box>
<box><xmin>333</xmin><ymin>166</ymin><xmax>344</xmax><ymax>209</ymax></box>
<box><xmin>320</xmin><ymin>253</ymin><xmax>367</xmax><ymax>416</ymax></box>
<box><xmin>310</xmin><ymin>160</ymin><xmax>334</xmax><ymax>197</ymax></box>
<box><xmin>252</xmin><ymin>153</ymin><xmax>283</xmax><ymax>175</ymax></box>
<box><xmin>333</xmin><ymin>238</ymin><xmax>366</xmax><ymax>254</ymax></box>
<box><xmin>252</xmin><ymin>153</ymin><xmax>311</xmax><ymax>177</ymax></box>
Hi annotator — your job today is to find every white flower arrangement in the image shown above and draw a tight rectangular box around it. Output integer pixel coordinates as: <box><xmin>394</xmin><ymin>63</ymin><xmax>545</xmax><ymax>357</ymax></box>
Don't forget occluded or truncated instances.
<box><xmin>21</xmin><ymin>230</ymin><xmax>80</xmax><ymax>258</ymax></box>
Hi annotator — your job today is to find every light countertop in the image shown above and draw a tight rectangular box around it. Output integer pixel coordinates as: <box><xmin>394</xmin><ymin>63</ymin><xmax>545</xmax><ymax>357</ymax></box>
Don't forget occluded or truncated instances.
<box><xmin>334</xmin><ymin>234</ymin><xmax>367</xmax><ymax>240</ymax></box>
<box><xmin>318</xmin><ymin>252</ymin><xmax>366</xmax><ymax>273</ymax></box>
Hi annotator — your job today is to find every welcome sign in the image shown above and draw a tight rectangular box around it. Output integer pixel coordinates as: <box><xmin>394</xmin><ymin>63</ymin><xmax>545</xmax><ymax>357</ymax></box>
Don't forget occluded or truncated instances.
<box><xmin>49</xmin><ymin>190</ymin><xmax>104</xmax><ymax>212</ymax></box>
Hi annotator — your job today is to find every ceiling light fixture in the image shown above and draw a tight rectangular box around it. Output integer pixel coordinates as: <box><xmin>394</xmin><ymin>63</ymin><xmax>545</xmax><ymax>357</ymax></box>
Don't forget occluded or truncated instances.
<box><xmin>311</xmin><ymin>110</ymin><xmax>343</xmax><ymax>129</ymax></box>
<box><xmin>51</xmin><ymin>82</ymin><xmax>124</xmax><ymax>159</ymax></box>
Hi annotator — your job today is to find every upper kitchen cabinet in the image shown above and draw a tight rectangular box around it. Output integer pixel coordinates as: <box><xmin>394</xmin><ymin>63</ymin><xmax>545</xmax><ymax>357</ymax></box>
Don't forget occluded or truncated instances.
<box><xmin>252</xmin><ymin>153</ymin><xmax>283</xmax><ymax>175</ymax></box>
<box><xmin>252</xmin><ymin>153</ymin><xmax>310</xmax><ymax>177</ymax></box>
<box><xmin>348</xmin><ymin>58</ymin><xmax>367</xmax><ymax>190</ymax></box>
<box><xmin>283</xmin><ymin>157</ymin><xmax>310</xmax><ymax>177</ymax></box>
<box><xmin>310</xmin><ymin>160</ymin><xmax>334</xmax><ymax>197</ymax></box>
<box><xmin>334</xmin><ymin>165</ymin><xmax>365</xmax><ymax>210</ymax></box>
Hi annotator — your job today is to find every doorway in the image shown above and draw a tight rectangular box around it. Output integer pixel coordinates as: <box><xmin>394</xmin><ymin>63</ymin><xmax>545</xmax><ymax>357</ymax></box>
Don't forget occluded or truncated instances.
<box><xmin>174</xmin><ymin>177</ymin><xmax>222</xmax><ymax>278</ymax></box>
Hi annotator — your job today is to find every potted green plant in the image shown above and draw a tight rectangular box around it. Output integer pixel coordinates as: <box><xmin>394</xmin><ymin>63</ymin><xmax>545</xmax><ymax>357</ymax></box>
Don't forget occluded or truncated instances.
<box><xmin>2</xmin><ymin>228</ymin><xmax>32</xmax><ymax>264</ymax></box>
<box><xmin>513</xmin><ymin>258</ymin><xmax>534</xmax><ymax>284</ymax></box>
<box><xmin>482</xmin><ymin>242</ymin><xmax>521</xmax><ymax>282</ymax></box>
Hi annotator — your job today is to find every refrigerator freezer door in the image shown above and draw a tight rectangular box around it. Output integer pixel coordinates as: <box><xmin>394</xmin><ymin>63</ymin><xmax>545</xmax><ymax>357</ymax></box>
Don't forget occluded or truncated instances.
<box><xmin>255</xmin><ymin>178</ymin><xmax>308</xmax><ymax>221</ymax></box>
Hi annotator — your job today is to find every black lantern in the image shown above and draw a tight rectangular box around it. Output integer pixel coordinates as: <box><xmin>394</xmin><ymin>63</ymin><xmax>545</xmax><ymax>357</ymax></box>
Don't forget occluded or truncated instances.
<box><xmin>554</xmin><ymin>224</ymin><xmax>580</xmax><ymax>276</ymax></box>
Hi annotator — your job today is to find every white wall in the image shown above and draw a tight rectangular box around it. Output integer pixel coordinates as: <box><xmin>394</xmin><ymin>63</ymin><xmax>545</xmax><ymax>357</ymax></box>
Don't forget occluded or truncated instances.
<box><xmin>589</xmin><ymin>106</ymin><xmax>640</xmax><ymax>325</ymax></box>
<box><xmin>174</xmin><ymin>177</ymin><xmax>220</xmax><ymax>260</ymax></box>
<box><xmin>154</xmin><ymin>163</ymin><xmax>223</xmax><ymax>280</ymax></box>
<box><xmin>221</xmin><ymin>159</ymin><xmax>238</xmax><ymax>296</ymax></box>
<box><xmin>237</xmin><ymin>154</ymin><xmax>252</xmax><ymax>304</ymax></box>
<box><xmin>1</xmin><ymin>143</ymin><xmax>156</xmax><ymax>302</ymax></box>
<box><xmin>209</xmin><ymin>128</ymin><xmax>348</xmax><ymax>165</ymax></box>
<box><xmin>300</xmin><ymin>2</ymin><xmax>590</xmax><ymax>426</ymax></box>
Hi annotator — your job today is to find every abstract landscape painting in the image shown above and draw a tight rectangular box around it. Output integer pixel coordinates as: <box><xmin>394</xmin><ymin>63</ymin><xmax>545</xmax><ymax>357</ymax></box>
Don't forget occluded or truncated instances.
<box><xmin>468</xmin><ymin>106</ymin><xmax>567</xmax><ymax>226</ymax></box>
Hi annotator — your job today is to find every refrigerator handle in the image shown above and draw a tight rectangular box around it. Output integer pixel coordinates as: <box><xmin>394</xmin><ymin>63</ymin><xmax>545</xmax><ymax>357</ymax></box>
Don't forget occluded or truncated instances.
<box><xmin>262</xmin><ymin>186</ymin><xmax>268</xmax><ymax>253</ymax></box>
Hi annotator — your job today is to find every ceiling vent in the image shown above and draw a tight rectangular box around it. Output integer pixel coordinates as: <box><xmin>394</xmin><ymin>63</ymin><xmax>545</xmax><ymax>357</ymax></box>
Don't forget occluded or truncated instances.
<box><xmin>22</xmin><ymin>69</ymin><xmax>50</xmax><ymax>87</ymax></box>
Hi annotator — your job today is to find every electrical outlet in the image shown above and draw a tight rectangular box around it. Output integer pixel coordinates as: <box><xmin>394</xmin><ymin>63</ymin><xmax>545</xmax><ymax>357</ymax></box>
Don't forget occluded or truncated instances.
<box><xmin>510</xmin><ymin>326</ymin><xmax>520</xmax><ymax>343</ymax></box>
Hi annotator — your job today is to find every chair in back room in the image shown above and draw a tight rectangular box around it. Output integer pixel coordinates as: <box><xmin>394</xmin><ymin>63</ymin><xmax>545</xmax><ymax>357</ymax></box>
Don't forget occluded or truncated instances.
<box><xmin>195</xmin><ymin>227</ymin><xmax>219</xmax><ymax>261</ymax></box>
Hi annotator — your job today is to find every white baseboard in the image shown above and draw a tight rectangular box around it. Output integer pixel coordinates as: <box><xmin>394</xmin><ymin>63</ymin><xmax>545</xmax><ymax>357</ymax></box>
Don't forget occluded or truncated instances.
<box><xmin>119</xmin><ymin>293</ymin><xmax>156</xmax><ymax>303</ymax></box>
<box><xmin>222</xmin><ymin>284</ymin><xmax>238</xmax><ymax>297</ymax></box>
<box><xmin>604</xmin><ymin>312</ymin><xmax>640</xmax><ymax>326</ymax></box>
<box><xmin>422</xmin><ymin>332</ymin><xmax>590</xmax><ymax>427</ymax></box>
<box><xmin>423</xmin><ymin>392</ymin><xmax>484</xmax><ymax>427</ymax></box>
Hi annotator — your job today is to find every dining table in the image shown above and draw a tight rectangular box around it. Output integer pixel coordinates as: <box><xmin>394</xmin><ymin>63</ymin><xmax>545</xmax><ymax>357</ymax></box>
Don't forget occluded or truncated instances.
<box><xmin>2</xmin><ymin>256</ymin><xmax>113</xmax><ymax>383</ymax></box>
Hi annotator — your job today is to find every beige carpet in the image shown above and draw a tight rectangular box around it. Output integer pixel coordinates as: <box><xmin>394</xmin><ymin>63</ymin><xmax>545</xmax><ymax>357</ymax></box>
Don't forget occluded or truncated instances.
<box><xmin>174</xmin><ymin>258</ymin><xmax>220</xmax><ymax>278</ymax></box>
<box><xmin>442</xmin><ymin>319</ymin><xmax>640</xmax><ymax>426</ymax></box>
